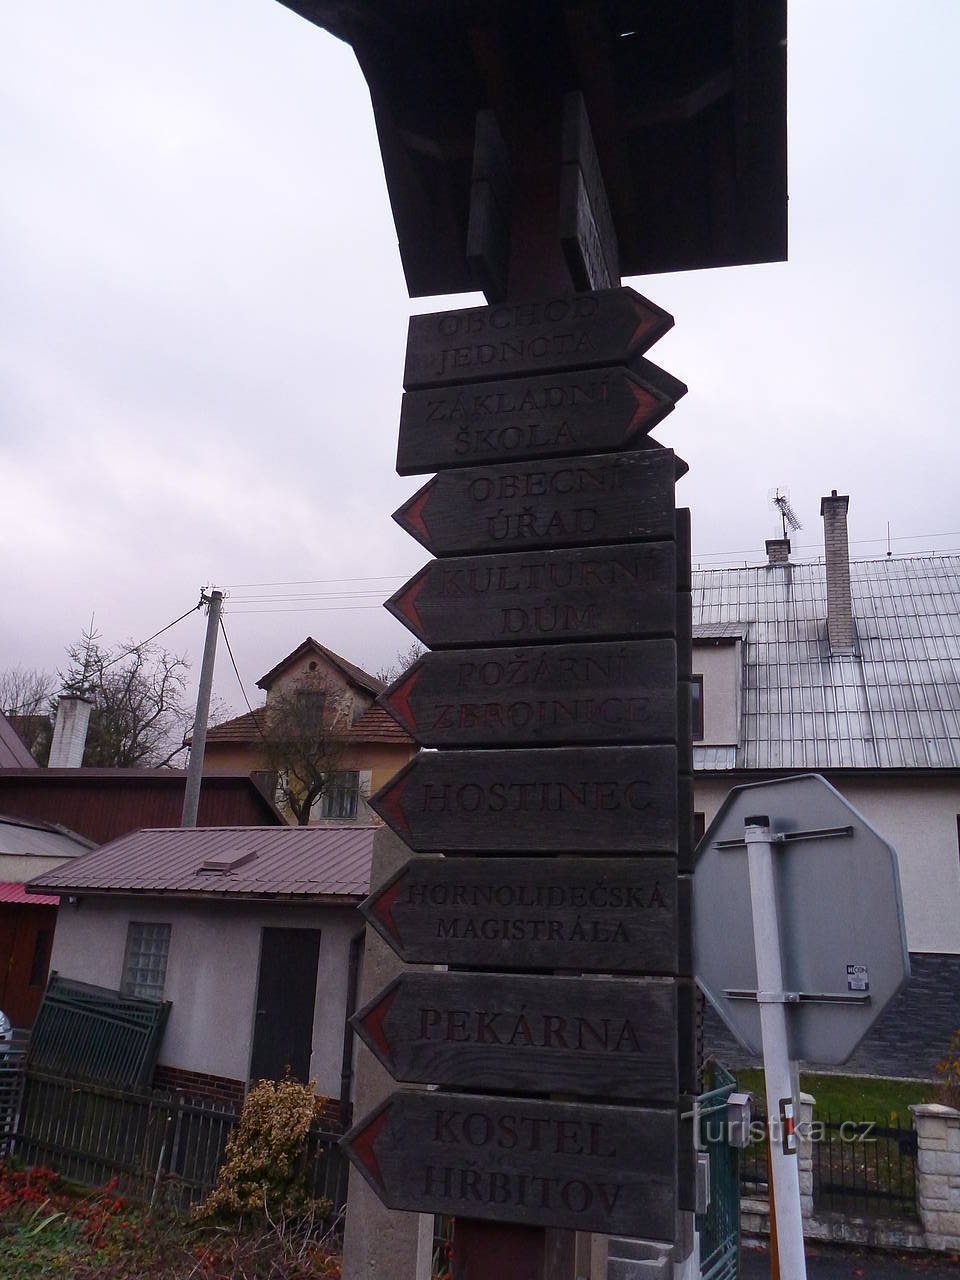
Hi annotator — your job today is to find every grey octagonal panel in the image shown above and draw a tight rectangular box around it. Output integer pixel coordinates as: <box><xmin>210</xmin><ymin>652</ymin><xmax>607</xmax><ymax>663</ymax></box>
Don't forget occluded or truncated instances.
<box><xmin>694</xmin><ymin>773</ymin><xmax>909</xmax><ymax>1065</ymax></box>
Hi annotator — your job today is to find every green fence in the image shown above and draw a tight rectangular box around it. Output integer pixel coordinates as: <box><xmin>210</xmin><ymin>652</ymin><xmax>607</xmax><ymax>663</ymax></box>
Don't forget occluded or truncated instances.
<box><xmin>697</xmin><ymin>1064</ymin><xmax>740</xmax><ymax>1280</ymax></box>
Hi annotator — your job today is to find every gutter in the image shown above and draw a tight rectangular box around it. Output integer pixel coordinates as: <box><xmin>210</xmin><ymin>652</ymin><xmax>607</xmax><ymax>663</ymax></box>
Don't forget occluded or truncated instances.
<box><xmin>339</xmin><ymin>926</ymin><xmax>365</xmax><ymax>1130</ymax></box>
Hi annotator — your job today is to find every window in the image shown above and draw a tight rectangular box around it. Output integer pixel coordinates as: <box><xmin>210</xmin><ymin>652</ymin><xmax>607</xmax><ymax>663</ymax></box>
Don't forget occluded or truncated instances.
<box><xmin>691</xmin><ymin>675</ymin><xmax>704</xmax><ymax>740</ymax></box>
<box><xmin>122</xmin><ymin>922</ymin><xmax>171</xmax><ymax>999</ymax></box>
<box><xmin>319</xmin><ymin>771</ymin><xmax>360</xmax><ymax>820</ymax></box>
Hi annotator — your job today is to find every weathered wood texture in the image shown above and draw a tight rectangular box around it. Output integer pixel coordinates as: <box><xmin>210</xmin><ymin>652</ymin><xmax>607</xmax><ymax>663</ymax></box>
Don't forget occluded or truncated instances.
<box><xmin>379</xmin><ymin>639</ymin><xmax>678</xmax><ymax>748</ymax></box>
<box><xmin>361</xmin><ymin>855</ymin><xmax>679</xmax><ymax>973</ymax></box>
<box><xmin>386</xmin><ymin>543</ymin><xmax>677</xmax><ymax>649</ymax></box>
<box><xmin>560</xmin><ymin>93</ymin><xmax>619</xmax><ymax>292</ymax></box>
<box><xmin>677</xmin><ymin>677</ymin><xmax>693</xmax><ymax>773</ymax></box>
<box><xmin>675</xmin><ymin>590</ymin><xmax>693</xmax><ymax>680</ymax></box>
<box><xmin>370</xmin><ymin>745</ymin><xmax>679</xmax><ymax>854</ymax></box>
<box><xmin>676</xmin><ymin>983</ymin><xmax>698</xmax><ymax>1097</ymax></box>
<box><xmin>353</xmin><ymin>972</ymin><xmax>678</xmax><ymax>1101</ymax></box>
<box><xmin>396</xmin><ymin>367</ymin><xmax>676</xmax><ymax>475</ymax></box>
<box><xmin>677</xmin><ymin>876</ymin><xmax>693</xmax><ymax>979</ymax></box>
<box><xmin>466</xmin><ymin>110</ymin><xmax>511</xmax><ymax>303</ymax></box>
<box><xmin>341</xmin><ymin>1090</ymin><xmax>677</xmax><ymax>1239</ymax></box>
<box><xmin>403</xmin><ymin>288</ymin><xmax>673</xmax><ymax>390</ymax></box>
<box><xmin>676</xmin><ymin>507</ymin><xmax>692</xmax><ymax>593</ymax></box>
<box><xmin>394</xmin><ymin>449</ymin><xmax>677</xmax><ymax>556</ymax></box>
<box><xmin>677</xmin><ymin>772</ymin><xmax>695</xmax><ymax>875</ymax></box>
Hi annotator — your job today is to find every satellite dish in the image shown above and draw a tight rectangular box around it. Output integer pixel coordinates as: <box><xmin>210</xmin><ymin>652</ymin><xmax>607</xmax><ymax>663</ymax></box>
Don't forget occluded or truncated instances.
<box><xmin>769</xmin><ymin>487</ymin><xmax>803</xmax><ymax>538</ymax></box>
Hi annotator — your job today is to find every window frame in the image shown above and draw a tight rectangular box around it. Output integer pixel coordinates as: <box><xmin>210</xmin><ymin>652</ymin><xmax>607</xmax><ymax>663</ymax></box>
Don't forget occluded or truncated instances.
<box><xmin>121</xmin><ymin>921</ymin><xmax>172</xmax><ymax>1000</ymax></box>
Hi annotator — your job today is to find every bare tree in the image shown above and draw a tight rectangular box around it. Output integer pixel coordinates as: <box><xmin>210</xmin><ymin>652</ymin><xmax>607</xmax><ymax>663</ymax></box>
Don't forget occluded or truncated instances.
<box><xmin>258</xmin><ymin>671</ymin><xmax>357</xmax><ymax>825</ymax></box>
<box><xmin>58</xmin><ymin>628</ymin><xmax>197</xmax><ymax>768</ymax></box>
<box><xmin>374</xmin><ymin>640</ymin><xmax>425</xmax><ymax>685</ymax></box>
<box><xmin>0</xmin><ymin>666</ymin><xmax>56</xmax><ymax>716</ymax></box>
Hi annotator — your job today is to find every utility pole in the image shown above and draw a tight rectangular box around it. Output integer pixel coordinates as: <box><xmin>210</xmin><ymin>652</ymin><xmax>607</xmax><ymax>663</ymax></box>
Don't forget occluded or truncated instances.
<box><xmin>181</xmin><ymin>588</ymin><xmax>223</xmax><ymax>828</ymax></box>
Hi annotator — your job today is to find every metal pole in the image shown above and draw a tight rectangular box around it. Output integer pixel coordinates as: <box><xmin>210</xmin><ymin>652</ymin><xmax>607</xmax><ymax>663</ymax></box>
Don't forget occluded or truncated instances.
<box><xmin>181</xmin><ymin>589</ymin><xmax>223</xmax><ymax>828</ymax></box>
<box><xmin>743</xmin><ymin>816</ymin><xmax>807</xmax><ymax>1280</ymax></box>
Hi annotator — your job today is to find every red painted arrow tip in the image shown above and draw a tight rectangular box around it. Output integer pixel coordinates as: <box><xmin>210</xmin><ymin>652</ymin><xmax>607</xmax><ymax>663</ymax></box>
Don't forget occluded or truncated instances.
<box><xmin>371</xmin><ymin>874</ymin><xmax>405</xmax><ymax>949</ymax></box>
<box><xmin>389</xmin><ymin>572</ymin><xmax>427</xmax><ymax>638</ymax></box>
<box><xmin>385</xmin><ymin>667</ymin><xmax>420</xmax><ymax>733</ymax></box>
<box><xmin>349</xmin><ymin>1103</ymin><xmax>391</xmax><ymax>1193</ymax></box>
<box><xmin>395</xmin><ymin>484</ymin><xmax>433</xmax><ymax>546</ymax></box>
<box><xmin>627</xmin><ymin>291</ymin><xmax>674</xmax><ymax>355</ymax></box>
<box><xmin>370</xmin><ymin>773</ymin><xmax>413</xmax><ymax>842</ymax></box>
<box><xmin>361</xmin><ymin>984</ymin><xmax>399</xmax><ymax>1060</ymax></box>
<box><xmin>625</xmin><ymin>379</ymin><xmax>660</xmax><ymax>439</ymax></box>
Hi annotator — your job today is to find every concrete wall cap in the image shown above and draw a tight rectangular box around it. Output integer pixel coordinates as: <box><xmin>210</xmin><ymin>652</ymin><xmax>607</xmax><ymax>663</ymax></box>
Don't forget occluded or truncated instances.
<box><xmin>911</xmin><ymin>1103</ymin><xmax>960</xmax><ymax>1118</ymax></box>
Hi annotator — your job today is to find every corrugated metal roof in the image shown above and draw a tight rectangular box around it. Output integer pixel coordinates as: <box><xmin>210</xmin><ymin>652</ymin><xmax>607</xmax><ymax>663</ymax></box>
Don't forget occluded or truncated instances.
<box><xmin>27</xmin><ymin>825</ymin><xmax>376</xmax><ymax>899</ymax></box>
<box><xmin>692</xmin><ymin>555</ymin><xmax>960</xmax><ymax>770</ymax></box>
<box><xmin>0</xmin><ymin>815</ymin><xmax>94</xmax><ymax>858</ymax></box>
<box><xmin>0</xmin><ymin>881</ymin><xmax>59</xmax><ymax>906</ymax></box>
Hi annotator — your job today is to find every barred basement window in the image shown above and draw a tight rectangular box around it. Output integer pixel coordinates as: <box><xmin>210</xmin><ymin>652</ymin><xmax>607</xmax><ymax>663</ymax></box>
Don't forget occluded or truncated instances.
<box><xmin>122</xmin><ymin>922</ymin><xmax>171</xmax><ymax>999</ymax></box>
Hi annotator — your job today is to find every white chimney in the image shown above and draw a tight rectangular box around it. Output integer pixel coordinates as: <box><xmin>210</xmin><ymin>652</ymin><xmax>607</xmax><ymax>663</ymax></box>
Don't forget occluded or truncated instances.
<box><xmin>820</xmin><ymin>490</ymin><xmax>855</xmax><ymax>654</ymax></box>
<box><xmin>765</xmin><ymin>537</ymin><xmax>791</xmax><ymax>565</ymax></box>
<box><xmin>47</xmin><ymin>694</ymin><xmax>94</xmax><ymax>768</ymax></box>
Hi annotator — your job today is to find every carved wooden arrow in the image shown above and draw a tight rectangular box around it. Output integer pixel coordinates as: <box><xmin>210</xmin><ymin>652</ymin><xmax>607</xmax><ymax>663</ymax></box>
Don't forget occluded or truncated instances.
<box><xmin>379</xmin><ymin>639</ymin><xmax>678</xmax><ymax>748</ymax></box>
<box><xmin>393</xmin><ymin>448</ymin><xmax>678</xmax><ymax>557</ymax></box>
<box><xmin>403</xmin><ymin>287</ymin><xmax>674</xmax><ymax>389</ymax></box>
<box><xmin>352</xmin><ymin>971</ymin><xmax>678</xmax><ymax>1100</ymax></box>
<box><xmin>341</xmin><ymin>1090</ymin><xmax>677</xmax><ymax>1239</ymax></box>
<box><xmin>396</xmin><ymin>363</ymin><xmax>685</xmax><ymax>475</ymax></box>
<box><xmin>368</xmin><ymin>744</ymin><xmax>678</xmax><ymax>853</ymax></box>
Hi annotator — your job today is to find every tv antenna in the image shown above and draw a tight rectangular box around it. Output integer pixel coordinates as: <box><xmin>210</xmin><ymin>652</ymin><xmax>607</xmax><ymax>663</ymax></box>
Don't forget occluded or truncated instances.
<box><xmin>769</xmin><ymin>488</ymin><xmax>803</xmax><ymax>538</ymax></box>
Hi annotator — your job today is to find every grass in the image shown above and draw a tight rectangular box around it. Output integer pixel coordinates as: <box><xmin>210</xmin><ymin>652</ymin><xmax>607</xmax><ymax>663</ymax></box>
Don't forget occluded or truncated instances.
<box><xmin>732</xmin><ymin>1068</ymin><xmax>936</xmax><ymax>1123</ymax></box>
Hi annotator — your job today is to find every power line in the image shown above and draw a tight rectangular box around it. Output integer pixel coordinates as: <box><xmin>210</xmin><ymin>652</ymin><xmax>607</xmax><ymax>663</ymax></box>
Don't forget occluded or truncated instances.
<box><xmin>221</xmin><ymin>573</ymin><xmax>409</xmax><ymax>589</ymax></box>
<box><xmin>218</xmin><ymin>616</ymin><xmax>269</xmax><ymax>744</ymax></box>
<box><xmin>76</xmin><ymin>598</ymin><xmax>206</xmax><ymax>679</ymax></box>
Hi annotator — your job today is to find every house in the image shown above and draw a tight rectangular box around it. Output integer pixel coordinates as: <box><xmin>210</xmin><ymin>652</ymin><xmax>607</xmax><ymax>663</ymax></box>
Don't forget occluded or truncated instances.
<box><xmin>693</xmin><ymin>492</ymin><xmax>960</xmax><ymax>1076</ymax></box>
<box><xmin>0</xmin><ymin>815</ymin><xmax>92</xmax><ymax>1026</ymax></box>
<box><xmin>0</xmin><ymin>711</ymin><xmax>39</xmax><ymax>769</ymax></box>
<box><xmin>27</xmin><ymin>825</ymin><xmax>375</xmax><ymax>1117</ymax></box>
<box><xmin>200</xmin><ymin>638</ymin><xmax>417</xmax><ymax>823</ymax></box>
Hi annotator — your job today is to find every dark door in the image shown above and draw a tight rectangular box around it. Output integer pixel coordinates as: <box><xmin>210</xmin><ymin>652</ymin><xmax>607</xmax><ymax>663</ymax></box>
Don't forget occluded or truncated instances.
<box><xmin>249</xmin><ymin>927</ymin><xmax>321</xmax><ymax>1083</ymax></box>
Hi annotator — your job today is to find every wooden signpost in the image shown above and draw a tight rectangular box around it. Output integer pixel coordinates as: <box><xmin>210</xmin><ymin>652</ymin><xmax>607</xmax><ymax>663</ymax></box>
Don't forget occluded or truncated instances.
<box><xmin>359</xmin><ymin>855</ymin><xmax>679</xmax><ymax>972</ymax></box>
<box><xmin>396</xmin><ymin>365</ymin><xmax>681</xmax><ymax>475</ymax></box>
<box><xmin>392</xmin><ymin>448</ymin><xmax>677</xmax><ymax>556</ymax></box>
<box><xmin>379</xmin><ymin>639</ymin><xmax>678</xmax><ymax>748</ymax></box>
<box><xmin>352</xmin><ymin>972</ymin><xmax>678</xmax><ymax>1101</ymax></box>
<box><xmin>343</xmin><ymin>1091</ymin><xmax>677</xmax><ymax>1239</ymax></box>
<box><xmin>385</xmin><ymin>542</ymin><xmax>677</xmax><ymax>648</ymax></box>
<box><xmin>369</xmin><ymin>744</ymin><xmax>678</xmax><ymax>854</ymax></box>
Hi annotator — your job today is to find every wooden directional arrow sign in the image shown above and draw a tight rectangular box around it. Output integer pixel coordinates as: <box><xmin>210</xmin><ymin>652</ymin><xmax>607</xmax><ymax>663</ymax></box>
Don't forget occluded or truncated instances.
<box><xmin>379</xmin><ymin>639</ymin><xmax>678</xmax><ymax>749</ymax></box>
<box><xmin>369</xmin><ymin>745</ymin><xmax>678</xmax><ymax>853</ymax></box>
<box><xmin>360</xmin><ymin>855</ymin><xmax>679</xmax><ymax>971</ymax></box>
<box><xmin>403</xmin><ymin>287</ymin><xmax>674</xmax><ymax>389</ymax></box>
<box><xmin>352</xmin><ymin>972</ymin><xmax>678</xmax><ymax>1101</ymax></box>
<box><xmin>393</xmin><ymin>449</ymin><xmax>677</xmax><ymax>557</ymax></box>
<box><xmin>341</xmin><ymin>1090</ymin><xmax>677</xmax><ymax>1239</ymax></box>
<box><xmin>396</xmin><ymin>365</ymin><xmax>682</xmax><ymax>475</ymax></box>
<box><xmin>386</xmin><ymin>542</ymin><xmax>677</xmax><ymax>649</ymax></box>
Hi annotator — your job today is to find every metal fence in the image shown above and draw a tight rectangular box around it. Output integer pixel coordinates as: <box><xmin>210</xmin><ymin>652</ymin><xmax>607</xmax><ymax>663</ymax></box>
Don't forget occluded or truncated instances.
<box><xmin>11</xmin><ymin>1069</ymin><xmax>349</xmax><ymax>1216</ymax></box>
<box><xmin>739</xmin><ymin>1104</ymin><xmax>918</xmax><ymax>1220</ymax></box>
<box><xmin>812</xmin><ymin>1115</ymin><xmax>918</xmax><ymax>1219</ymax></box>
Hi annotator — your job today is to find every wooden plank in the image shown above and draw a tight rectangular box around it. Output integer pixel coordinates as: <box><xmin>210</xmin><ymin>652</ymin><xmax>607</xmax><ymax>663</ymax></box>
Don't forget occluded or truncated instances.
<box><xmin>678</xmin><ymin>772</ymin><xmax>695</xmax><ymax>875</ymax></box>
<box><xmin>467</xmin><ymin>110</ymin><xmax>511</xmax><ymax>302</ymax></box>
<box><xmin>386</xmin><ymin>542</ymin><xmax>677</xmax><ymax>649</ymax></box>
<box><xmin>403</xmin><ymin>287</ymin><xmax>673</xmax><ymax>389</ymax></box>
<box><xmin>361</xmin><ymin>855</ymin><xmax>679</xmax><ymax>972</ymax></box>
<box><xmin>369</xmin><ymin>745</ymin><xmax>678</xmax><ymax>853</ymax></box>
<box><xmin>379</xmin><ymin>639</ymin><xmax>678</xmax><ymax>748</ymax></box>
<box><xmin>341</xmin><ymin>1090</ymin><xmax>677</xmax><ymax>1240</ymax></box>
<box><xmin>675</xmin><ymin>590</ymin><xmax>693</xmax><ymax>679</ymax></box>
<box><xmin>353</xmin><ymin>972</ymin><xmax>678</xmax><ymax>1101</ymax></box>
<box><xmin>676</xmin><ymin>507</ymin><xmax>692</xmax><ymax>592</ymax></box>
<box><xmin>560</xmin><ymin>93</ymin><xmax>619</xmax><ymax>291</ymax></box>
<box><xmin>396</xmin><ymin>366</ymin><xmax>677</xmax><ymax>475</ymax></box>
<box><xmin>393</xmin><ymin>448</ymin><xmax>676</xmax><ymax>556</ymax></box>
<box><xmin>677</xmin><ymin>676</ymin><xmax>693</xmax><ymax>773</ymax></box>
<box><xmin>677</xmin><ymin>875</ymin><xmax>693</xmax><ymax>979</ymax></box>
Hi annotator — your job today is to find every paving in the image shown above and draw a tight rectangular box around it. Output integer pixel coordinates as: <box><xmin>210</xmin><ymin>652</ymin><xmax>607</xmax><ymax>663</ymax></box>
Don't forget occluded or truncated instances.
<box><xmin>741</xmin><ymin>1240</ymin><xmax>958</xmax><ymax>1278</ymax></box>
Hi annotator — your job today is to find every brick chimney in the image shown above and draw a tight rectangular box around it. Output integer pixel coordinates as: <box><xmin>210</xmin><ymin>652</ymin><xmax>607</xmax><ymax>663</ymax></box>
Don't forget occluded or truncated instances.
<box><xmin>47</xmin><ymin>693</ymin><xmax>93</xmax><ymax>768</ymax></box>
<box><xmin>765</xmin><ymin>537</ymin><xmax>791</xmax><ymax>565</ymax></box>
<box><xmin>820</xmin><ymin>490</ymin><xmax>855</xmax><ymax>653</ymax></box>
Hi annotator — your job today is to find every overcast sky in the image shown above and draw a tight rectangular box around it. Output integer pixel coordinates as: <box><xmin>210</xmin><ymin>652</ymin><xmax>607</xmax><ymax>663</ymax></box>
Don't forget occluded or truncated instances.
<box><xmin>3</xmin><ymin>1</ymin><xmax>958</xmax><ymax>717</ymax></box>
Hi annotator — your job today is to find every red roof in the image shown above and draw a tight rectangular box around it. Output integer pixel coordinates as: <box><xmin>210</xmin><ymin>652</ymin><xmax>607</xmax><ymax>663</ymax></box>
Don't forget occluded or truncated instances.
<box><xmin>27</xmin><ymin>825</ymin><xmax>376</xmax><ymax>900</ymax></box>
<box><xmin>256</xmin><ymin>638</ymin><xmax>384</xmax><ymax>696</ymax></box>
<box><xmin>0</xmin><ymin>881</ymin><xmax>59</xmax><ymax>906</ymax></box>
<box><xmin>204</xmin><ymin>705</ymin><xmax>415</xmax><ymax>747</ymax></box>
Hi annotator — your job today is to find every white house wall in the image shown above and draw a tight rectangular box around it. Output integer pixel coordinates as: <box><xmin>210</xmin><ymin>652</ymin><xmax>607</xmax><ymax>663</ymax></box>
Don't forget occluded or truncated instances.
<box><xmin>48</xmin><ymin>896</ymin><xmax>361</xmax><ymax>1096</ymax></box>
<box><xmin>694</xmin><ymin>775</ymin><xmax>960</xmax><ymax>955</ymax></box>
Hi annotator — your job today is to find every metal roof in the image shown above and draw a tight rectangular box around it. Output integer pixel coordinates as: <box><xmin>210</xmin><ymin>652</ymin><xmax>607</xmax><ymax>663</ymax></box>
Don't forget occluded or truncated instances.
<box><xmin>27</xmin><ymin>825</ymin><xmax>376</xmax><ymax>900</ymax></box>
<box><xmin>0</xmin><ymin>815</ymin><xmax>94</xmax><ymax>859</ymax></box>
<box><xmin>0</xmin><ymin>882</ymin><xmax>59</xmax><ymax>907</ymax></box>
<box><xmin>692</xmin><ymin>555</ymin><xmax>960</xmax><ymax>771</ymax></box>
